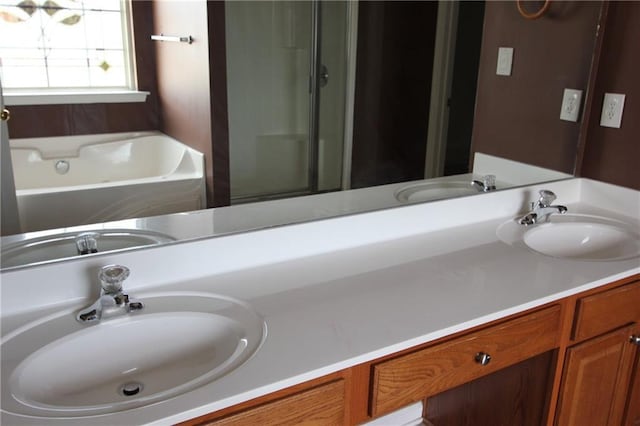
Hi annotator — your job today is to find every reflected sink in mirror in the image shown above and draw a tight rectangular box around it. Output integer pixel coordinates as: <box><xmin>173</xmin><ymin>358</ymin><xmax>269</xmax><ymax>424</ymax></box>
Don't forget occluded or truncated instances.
<box><xmin>394</xmin><ymin>174</ymin><xmax>502</xmax><ymax>203</ymax></box>
<box><xmin>0</xmin><ymin>229</ymin><xmax>175</xmax><ymax>268</ymax></box>
<box><xmin>1</xmin><ymin>292</ymin><xmax>266</xmax><ymax>417</ymax></box>
<box><xmin>497</xmin><ymin>214</ymin><xmax>640</xmax><ymax>261</ymax></box>
<box><xmin>395</xmin><ymin>181</ymin><xmax>480</xmax><ymax>203</ymax></box>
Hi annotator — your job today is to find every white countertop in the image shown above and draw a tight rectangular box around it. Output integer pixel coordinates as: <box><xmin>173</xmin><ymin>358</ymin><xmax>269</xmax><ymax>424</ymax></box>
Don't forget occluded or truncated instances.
<box><xmin>1</xmin><ymin>178</ymin><xmax>638</xmax><ymax>425</ymax></box>
<box><xmin>2</xmin><ymin>150</ymin><xmax>572</xmax><ymax>269</ymax></box>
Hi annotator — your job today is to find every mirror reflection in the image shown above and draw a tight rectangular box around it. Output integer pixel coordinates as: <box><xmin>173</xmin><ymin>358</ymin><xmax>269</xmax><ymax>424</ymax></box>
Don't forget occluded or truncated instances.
<box><xmin>1</xmin><ymin>0</ymin><xmax>601</xmax><ymax>269</ymax></box>
<box><xmin>226</xmin><ymin>0</ymin><xmax>484</xmax><ymax>202</ymax></box>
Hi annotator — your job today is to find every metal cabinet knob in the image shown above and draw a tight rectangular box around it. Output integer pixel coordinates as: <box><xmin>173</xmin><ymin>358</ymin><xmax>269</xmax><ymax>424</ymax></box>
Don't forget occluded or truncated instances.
<box><xmin>1</xmin><ymin>108</ymin><xmax>10</xmax><ymax>121</ymax></box>
<box><xmin>630</xmin><ymin>335</ymin><xmax>640</xmax><ymax>346</ymax></box>
<box><xmin>474</xmin><ymin>352</ymin><xmax>492</xmax><ymax>366</ymax></box>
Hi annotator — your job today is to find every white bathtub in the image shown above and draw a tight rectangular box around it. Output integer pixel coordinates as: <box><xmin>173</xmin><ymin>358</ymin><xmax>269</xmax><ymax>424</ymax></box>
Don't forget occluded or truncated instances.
<box><xmin>10</xmin><ymin>131</ymin><xmax>206</xmax><ymax>233</ymax></box>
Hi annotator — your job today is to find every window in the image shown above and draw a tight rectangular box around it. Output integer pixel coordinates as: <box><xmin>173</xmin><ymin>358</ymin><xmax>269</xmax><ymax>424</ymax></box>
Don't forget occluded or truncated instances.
<box><xmin>0</xmin><ymin>0</ymin><xmax>146</xmax><ymax>104</ymax></box>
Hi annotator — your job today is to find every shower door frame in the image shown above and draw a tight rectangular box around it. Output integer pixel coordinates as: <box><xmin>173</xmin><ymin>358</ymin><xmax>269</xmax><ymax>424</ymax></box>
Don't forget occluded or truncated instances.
<box><xmin>307</xmin><ymin>0</ymin><xmax>322</xmax><ymax>194</ymax></box>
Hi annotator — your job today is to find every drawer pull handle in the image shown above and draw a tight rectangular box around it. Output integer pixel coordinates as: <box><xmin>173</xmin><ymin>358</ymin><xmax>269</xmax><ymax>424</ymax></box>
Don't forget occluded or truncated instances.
<box><xmin>631</xmin><ymin>335</ymin><xmax>640</xmax><ymax>346</ymax></box>
<box><xmin>474</xmin><ymin>352</ymin><xmax>492</xmax><ymax>366</ymax></box>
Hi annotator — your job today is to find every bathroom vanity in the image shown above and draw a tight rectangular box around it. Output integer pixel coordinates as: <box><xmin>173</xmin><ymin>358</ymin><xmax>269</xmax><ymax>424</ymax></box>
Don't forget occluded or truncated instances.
<box><xmin>177</xmin><ymin>276</ymin><xmax>640</xmax><ymax>425</ymax></box>
<box><xmin>1</xmin><ymin>178</ymin><xmax>638</xmax><ymax>425</ymax></box>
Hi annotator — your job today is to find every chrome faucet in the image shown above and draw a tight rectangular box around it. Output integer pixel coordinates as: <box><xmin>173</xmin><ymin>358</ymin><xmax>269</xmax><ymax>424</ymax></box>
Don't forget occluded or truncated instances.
<box><xmin>519</xmin><ymin>190</ymin><xmax>568</xmax><ymax>226</ymax></box>
<box><xmin>76</xmin><ymin>265</ymin><xmax>144</xmax><ymax>323</ymax></box>
<box><xmin>75</xmin><ymin>232</ymin><xmax>99</xmax><ymax>255</ymax></box>
<box><xmin>471</xmin><ymin>174</ymin><xmax>496</xmax><ymax>192</ymax></box>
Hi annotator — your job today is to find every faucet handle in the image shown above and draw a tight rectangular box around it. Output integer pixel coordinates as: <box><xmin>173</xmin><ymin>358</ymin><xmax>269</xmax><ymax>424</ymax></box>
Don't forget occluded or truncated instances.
<box><xmin>538</xmin><ymin>189</ymin><xmax>557</xmax><ymax>206</ymax></box>
<box><xmin>482</xmin><ymin>174</ymin><xmax>496</xmax><ymax>191</ymax></box>
<box><xmin>75</xmin><ymin>232</ymin><xmax>99</xmax><ymax>255</ymax></box>
<box><xmin>99</xmin><ymin>265</ymin><xmax>130</xmax><ymax>294</ymax></box>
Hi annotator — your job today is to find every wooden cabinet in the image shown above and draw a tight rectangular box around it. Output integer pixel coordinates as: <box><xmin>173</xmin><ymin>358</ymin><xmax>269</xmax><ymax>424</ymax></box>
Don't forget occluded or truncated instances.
<box><xmin>185</xmin><ymin>379</ymin><xmax>346</xmax><ymax>426</ymax></box>
<box><xmin>624</xmin><ymin>351</ymin><xmax>640</xmax><ymax>426</ymax></box>
<box><xmin>556</xmin><ymin>280</ymin><xmax>640</xmax><ymax>426</ymax></box>
<box><xmin>370</xmin><ymin>305</ymin><xmax>561</xmax><ymax>417</ymax></box>
<box><xmin>556</xmin><ymin>324</ymin><xmax>639</xmax><ymax>426</ymax></box>
<box><xmin>424</xmin><ymin>351</ymin><xmax>556</xmax><ymax>426</ymax></box>
<box><xmin>572</xmin><ymin>280</ymin><xmax>640</xmax><ymax>341</ymax></box>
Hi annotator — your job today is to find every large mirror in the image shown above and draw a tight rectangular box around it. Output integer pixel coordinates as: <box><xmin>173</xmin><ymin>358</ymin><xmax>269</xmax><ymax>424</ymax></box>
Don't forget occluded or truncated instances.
<box><xmin>0</xmin><ymin>0</ymin><xmax>603</xmax><ymax>269</ymax></box>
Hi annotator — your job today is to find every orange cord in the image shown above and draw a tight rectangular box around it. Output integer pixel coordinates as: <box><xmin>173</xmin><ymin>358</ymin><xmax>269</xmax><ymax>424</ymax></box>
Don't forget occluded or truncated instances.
<box><xmin>517</xmin><ymin>0</ymin><xmax>551</xmax><ymax>19</ymax></box>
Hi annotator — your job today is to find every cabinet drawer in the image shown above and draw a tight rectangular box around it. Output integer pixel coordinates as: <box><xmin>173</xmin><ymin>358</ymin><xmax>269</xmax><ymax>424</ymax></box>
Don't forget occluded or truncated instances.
<box><xmin>203</xmin><ymin>379</ymin><xmax>345</xmax><ymax>425</ymax></box>
<box><xmin>573</xmin><ymin>281</ymin><xmax>640</xmax><ymax>342</ymax></box>
<box><xmin>370</xmin><ymin>305</ymin><xmax>561</xmax><ymax>417</ymax></box>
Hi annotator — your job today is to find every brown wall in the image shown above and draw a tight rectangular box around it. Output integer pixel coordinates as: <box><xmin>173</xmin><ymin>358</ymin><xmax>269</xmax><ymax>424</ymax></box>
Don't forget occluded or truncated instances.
<box><xmin>471</xmin><ymin>1</ymin><xmax>602</xmax><ymax>174</ymax></box>
<box><xmin>207</xmin><ymin>1</ymin><xmax>231</xmax><ymax>207</ymax></box>
<box><xmin>152</xmin><ymin>0</ymin><xmax>212</xmax><ymax>206</ymax></box>
<box><xmin>7</xmin><ymin>1</ymin><xmax>160</xmax><ymax>138</ymax></box>
<box><xmin>351</xmin><ymin>1</ymin><xmax>439</xmax><ymax>189</ymax></box>
<box><xmin>578</xmin><ymin>1</ymin><xmax>640</xmax><ymax>190</ymax></box>
<box><xmin>152</xmin><ymin>1</ymin><xmax>229</xmax><ymax>208</ymax></box>
<box><xmin>444</xmin><ymin>1</ymin><xmax>485</xmax><ymax>176</ymax></box>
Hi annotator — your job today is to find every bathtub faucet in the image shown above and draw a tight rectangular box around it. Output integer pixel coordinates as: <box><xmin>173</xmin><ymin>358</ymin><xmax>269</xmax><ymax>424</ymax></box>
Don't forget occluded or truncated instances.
<box><xmin>75</xmin><ymin>232</ymin><xmax>99</xmax><ymax>255</ymax></box>
<box><xmin>519</xmin><ymin>190</ymin><xmax>568</xmax><ymax>226</ymax></box>
<box><xmin>76</xmin><ymin>265</ymin><xmax>144</xmax><ymax>323</ymax></box>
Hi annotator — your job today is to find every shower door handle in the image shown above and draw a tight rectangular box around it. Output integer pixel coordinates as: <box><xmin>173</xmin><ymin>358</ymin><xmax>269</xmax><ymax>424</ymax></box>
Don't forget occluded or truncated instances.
<box><xmin>319</xmin><ymin>64</ymin><xmax>329</xmax><ymax>87</ymax></box>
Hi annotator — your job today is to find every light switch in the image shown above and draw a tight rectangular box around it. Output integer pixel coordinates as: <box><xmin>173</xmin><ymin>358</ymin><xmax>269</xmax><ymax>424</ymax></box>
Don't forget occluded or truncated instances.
<box><xmin>496</xmin><ymin>47</ymin><xmax>514</xmax><ymax>76</ymax></box>
<box><xmin>560</xmin><ymin>88</ymin><xmax>583</xmax><ymax>122</ymax></box>
<box><xmin>600</xmin><ymin>93</ymin><xmax>626</xmax><ymax>128</ymax></box>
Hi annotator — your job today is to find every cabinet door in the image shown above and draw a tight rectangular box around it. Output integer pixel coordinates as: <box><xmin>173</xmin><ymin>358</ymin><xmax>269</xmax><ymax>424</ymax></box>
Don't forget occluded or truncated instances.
<box><xmin>624</xmin><ymin>332</ymin><xmax>640</xmax><ymax>426</ymax></box>
<box><xmin>556</xmin><ymin>324</ymin><xmax>638</xmax><ymax>426</ymax></box>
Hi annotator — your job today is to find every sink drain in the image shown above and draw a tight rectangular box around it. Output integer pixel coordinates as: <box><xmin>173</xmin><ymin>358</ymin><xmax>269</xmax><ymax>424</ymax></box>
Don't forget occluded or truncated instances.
<box><xmin>120</xmin><ymin>382</ymin><xmax>143</xmax><ymax>397</ymax></box>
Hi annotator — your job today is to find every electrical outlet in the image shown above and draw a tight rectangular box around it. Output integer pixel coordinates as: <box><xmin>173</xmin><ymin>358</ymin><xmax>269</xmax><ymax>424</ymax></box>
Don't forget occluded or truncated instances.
<box><xmin>496</xmin><ymin>47</ymin><xmax>513</xmax><ymax>76</ymax></box>
<box><xmin>600</xmin><ymin>93</ymin><xmax>626</xmax><ymax>128</ymax></box>
<box><xmin>560</xmin><ymin>88</ymin><xmax>583</xmax><ymax>122</ymax></box>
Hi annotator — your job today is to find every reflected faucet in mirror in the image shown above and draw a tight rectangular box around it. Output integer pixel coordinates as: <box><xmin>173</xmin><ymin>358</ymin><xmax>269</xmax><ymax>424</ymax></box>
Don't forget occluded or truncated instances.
<box><xmin>471</xmin><ymin>175</ymin><xmax>497</xmax><ymax>192</ymax></box>
<box><xmin>75</xmin><ymin>232</ymin><xmax>99</xmax><ymax>255</ymax></box>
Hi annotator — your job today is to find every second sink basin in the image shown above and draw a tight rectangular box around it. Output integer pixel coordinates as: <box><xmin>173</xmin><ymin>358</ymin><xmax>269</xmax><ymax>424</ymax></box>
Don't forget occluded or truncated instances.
<box><xmin>1</xmin><ymin>292</ymin><xmax>266</xmax><ymax>418</ymax></box>
<box><xmin>497</xmin><ymin>214</ymin><xmax>640</xmax><ymax>261</ymax></box>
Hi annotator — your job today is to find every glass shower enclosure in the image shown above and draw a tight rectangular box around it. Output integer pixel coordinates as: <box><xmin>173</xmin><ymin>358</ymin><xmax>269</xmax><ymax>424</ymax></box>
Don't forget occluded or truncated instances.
<box><xmin>225</xmin><ymin>1</ymin><xmax>349</xmax><ymax>203</ymax></box>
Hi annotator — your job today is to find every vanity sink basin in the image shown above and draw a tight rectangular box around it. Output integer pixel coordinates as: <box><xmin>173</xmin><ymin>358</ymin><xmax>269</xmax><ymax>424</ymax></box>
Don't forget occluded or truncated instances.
<box><xmin>395</xmin><ymin>181</ymin><xmax>480</xmax><ymax>203</ymax></box>
<box><xmin>1</xmin><ymin>292</ymin><xmax>266</xmax><ymax>417</ymax></box>
<box><xmin>0</xmin><ymin>229</ymin><xmax>175</xmax><ymax>268</ymax></box>
<box><xmin>497</xmin><ymin>214</ymin><xmax>640</xmax><ymax>261</ymax></box>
